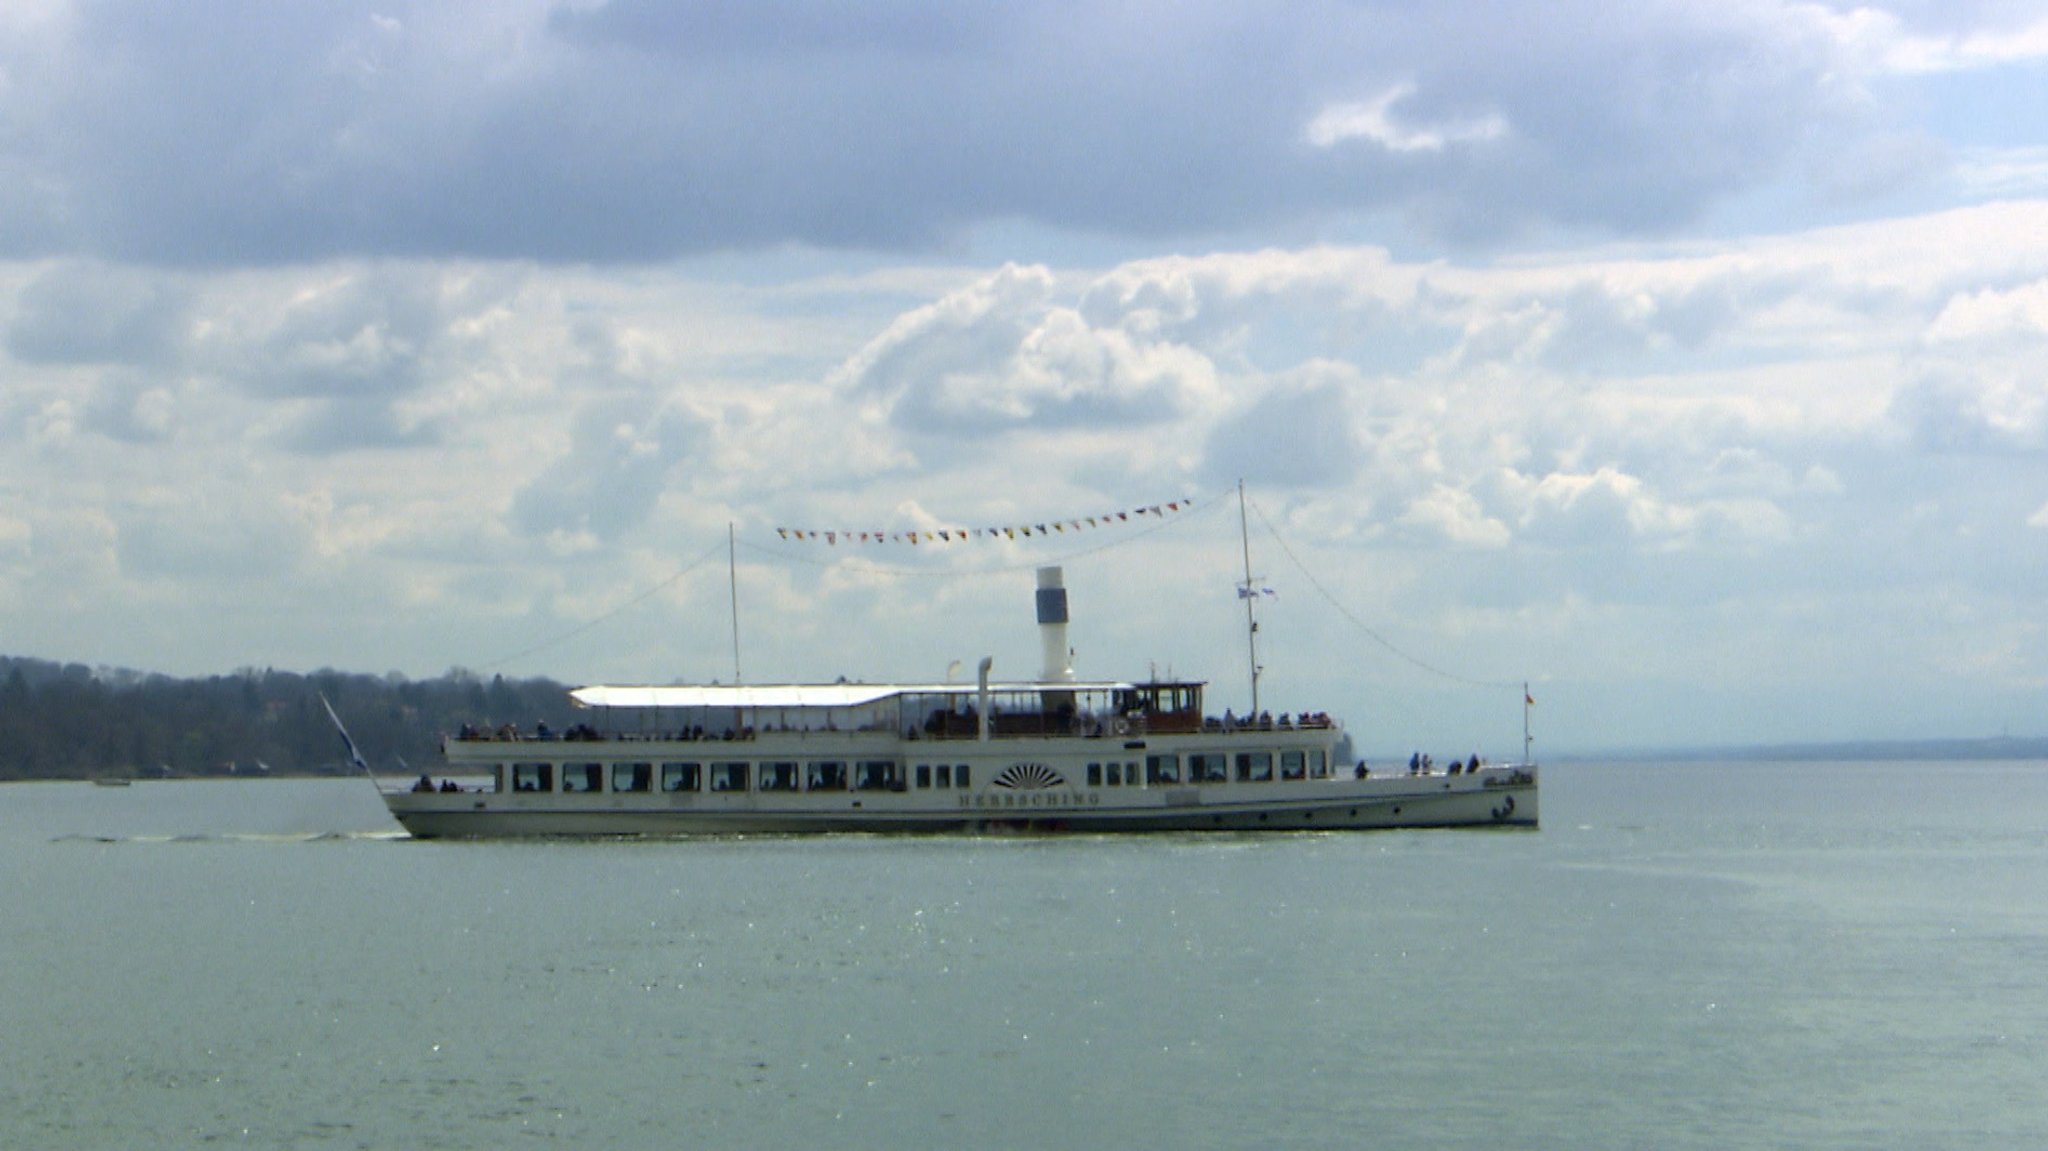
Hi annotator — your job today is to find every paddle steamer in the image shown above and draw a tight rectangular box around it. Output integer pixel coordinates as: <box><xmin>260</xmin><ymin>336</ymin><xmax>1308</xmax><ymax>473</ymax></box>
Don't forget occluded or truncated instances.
<box><xmin>380</xmin><ymin>566</ymin><xmax>1538</xmax><ymax>837</ymax></box>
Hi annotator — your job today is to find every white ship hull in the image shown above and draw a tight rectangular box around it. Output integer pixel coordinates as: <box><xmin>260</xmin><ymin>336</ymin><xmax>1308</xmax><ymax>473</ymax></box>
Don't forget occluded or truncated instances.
<box><xmin>384</xmin><ymin>728</ymin><xmax>1536</xmax><ymax>838</ymax></box>
<box><xmin>384</xmin><ymin>775</ymin><xmax>1535</xmax><ymax>837</ymax></box>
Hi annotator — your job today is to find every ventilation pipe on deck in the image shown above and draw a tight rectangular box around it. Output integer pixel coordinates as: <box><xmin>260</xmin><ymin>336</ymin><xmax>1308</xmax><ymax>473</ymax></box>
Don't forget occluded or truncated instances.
<box><xmin>1036</xmin><ymin>566</ymin><xmax>1075</xmax><ymax>684</ymax></box>
<box><xmin>976</xmin><ymin>657</ymin><xmax>993</xmax><ymax>742</ymax></box>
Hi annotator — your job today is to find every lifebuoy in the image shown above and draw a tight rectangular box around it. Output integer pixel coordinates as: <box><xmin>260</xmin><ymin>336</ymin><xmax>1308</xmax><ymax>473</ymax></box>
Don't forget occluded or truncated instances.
<box><xmin>1112</xmin><ymin>717</ymin><xmax>1130</xmax><ymax>736</ymax></box>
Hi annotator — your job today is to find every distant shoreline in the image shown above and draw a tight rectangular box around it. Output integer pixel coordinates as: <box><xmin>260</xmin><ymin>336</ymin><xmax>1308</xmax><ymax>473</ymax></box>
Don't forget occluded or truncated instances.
<box><xmin>1556</xmin><ymin>736</ymin><xmax>2048</xmax><ymax>763</ymax></box>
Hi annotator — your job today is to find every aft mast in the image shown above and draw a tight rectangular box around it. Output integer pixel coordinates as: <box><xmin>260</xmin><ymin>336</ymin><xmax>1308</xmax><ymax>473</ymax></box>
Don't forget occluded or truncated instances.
<box><xmin>1522</xmin><ymin>681</ymin><xmax>1535</xmax><ymax>766</ymax></box>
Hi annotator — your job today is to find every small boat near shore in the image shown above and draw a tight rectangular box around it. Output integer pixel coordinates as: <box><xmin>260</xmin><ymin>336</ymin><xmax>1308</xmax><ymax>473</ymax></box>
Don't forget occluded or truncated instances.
<box><xmin>379</xmin><ymin>564</ymin><xmax>1537</xmax><ymax>838</ymax></box>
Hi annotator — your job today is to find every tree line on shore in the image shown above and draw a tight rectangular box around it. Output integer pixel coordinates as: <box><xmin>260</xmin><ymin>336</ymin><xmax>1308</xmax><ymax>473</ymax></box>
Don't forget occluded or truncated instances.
<box><xmin>0</xmin><ymin>656</ymin><xmax>582</xmax><ymax>781</ymax></box>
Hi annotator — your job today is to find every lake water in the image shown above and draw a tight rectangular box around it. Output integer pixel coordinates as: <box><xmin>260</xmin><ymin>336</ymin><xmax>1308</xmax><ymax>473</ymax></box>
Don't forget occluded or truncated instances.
<box><xmin>2</xmin><ymin>761</ymin><xmax>2044</xmax><ymax>1150</ymax></box>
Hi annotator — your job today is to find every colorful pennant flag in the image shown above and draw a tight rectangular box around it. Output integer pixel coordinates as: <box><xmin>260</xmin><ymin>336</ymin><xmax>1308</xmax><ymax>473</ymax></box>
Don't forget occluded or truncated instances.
<box><xmin>773</xmin><ymin>497</ymin><xmax>1195</xmax><ymax>545</ymax></box>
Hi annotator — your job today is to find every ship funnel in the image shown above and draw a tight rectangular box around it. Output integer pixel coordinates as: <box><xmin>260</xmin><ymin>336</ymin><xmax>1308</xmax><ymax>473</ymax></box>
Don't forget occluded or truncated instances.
<box><xmin>1035</xmin><ymin>566</ymin><xmax>1075</xmax><ymax>683</ymax></box>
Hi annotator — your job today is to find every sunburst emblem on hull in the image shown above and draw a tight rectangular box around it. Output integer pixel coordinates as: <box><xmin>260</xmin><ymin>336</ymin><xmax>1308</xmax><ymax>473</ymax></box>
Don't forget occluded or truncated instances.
<box><xmin>992</xmin><ymin>762</ymin><xmax>1067</xmax><ymax>790</ymax></box>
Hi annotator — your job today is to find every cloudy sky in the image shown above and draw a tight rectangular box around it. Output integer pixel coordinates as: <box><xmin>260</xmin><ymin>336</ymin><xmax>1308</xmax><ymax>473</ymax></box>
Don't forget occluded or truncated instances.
<box><xmin>4</xmin><ymin>0</ymin><xmax>2048</xmax><ymax>754</ymax></box>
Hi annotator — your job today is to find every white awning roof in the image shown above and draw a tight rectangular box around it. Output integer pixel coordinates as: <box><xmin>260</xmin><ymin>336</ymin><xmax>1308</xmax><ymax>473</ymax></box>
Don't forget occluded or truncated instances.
<box><xmin>570</xmin><ymin>681</ymin><xmax>1140</xmax><ymax>711</ymax></box>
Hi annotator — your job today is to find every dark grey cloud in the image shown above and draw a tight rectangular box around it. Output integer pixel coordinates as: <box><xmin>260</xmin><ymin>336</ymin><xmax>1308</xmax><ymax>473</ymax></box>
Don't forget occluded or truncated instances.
<box><xmin>81</xmin><ymin>371</ymin><xmax>179</xmax><ymax>445</ymax></box>
<box><xmin>210</xmin><ymin>264</ymin><xmax>527</xmax><ymax>454</ymax></box>
<box><xmin>229</xmin><ymin>269</ymin><xmax>453</xmax><ymax>401</ymax></box>
<box><xmin>1201</xmin><ymin>371</ymin><xmax>1363</xmax><ymax>490</ymax></box>
<box><xmin>6</xmin><ymin>263</ymin><xmax>191</xmax><ymax>365</ymax></box>
<box><xmin>278</xmin><ymin>394</ymin><xmax>444</xmax><ymax>455</ymax></box>
<box><xmin>1889</xmin><ymin>372</ymin><xmax>2048</xmax><ymax>454</ymax></box>
<box><xmin>0</xmin><ymin>0</ymin><xmax>1906</xmax><ymax>266</ymax></box>
<box><xmin>510</xmin><ymin>400</ymin><xmax>709</xmax><ymax>542</ymax></box>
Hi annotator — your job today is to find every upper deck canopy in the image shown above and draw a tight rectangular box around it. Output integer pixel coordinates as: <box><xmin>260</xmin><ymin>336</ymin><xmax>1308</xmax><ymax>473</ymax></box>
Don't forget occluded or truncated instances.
<box><xmin>570</xmin><ymin>681</ymin><xmax>1163</xmax><ymax>711</ymax></box>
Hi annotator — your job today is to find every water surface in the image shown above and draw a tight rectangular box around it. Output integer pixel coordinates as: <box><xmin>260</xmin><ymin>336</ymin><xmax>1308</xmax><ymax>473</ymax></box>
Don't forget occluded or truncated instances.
<box><xmin>2</xmin><ymin>762</ymin><xmax>2042</xmax><ymax>1149</ymax></box>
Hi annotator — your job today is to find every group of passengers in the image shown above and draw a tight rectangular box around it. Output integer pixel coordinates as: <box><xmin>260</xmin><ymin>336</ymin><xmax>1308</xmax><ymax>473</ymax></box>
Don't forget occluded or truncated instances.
<box><xmin>655</xmin><ymin>724</ymin><xmax>755</xmax><ymax>742</ymax></box>
<box><xmin>454</xmin><ymin>720</ymin><xmax>768</xmax><ymax>743</ymax></box>
<box><xmin>1211</xmin><ymin>710</ymin><xmax>1328</xmax><ymax>732</ymax></box>
<box><xmin>1407</xmin><ymin>752</ymin><xmax>1487</xmax><ymax>776</ymax></box>
<box><xmin>454</xmin><ymin>720</ymin><xmax>599</xmax><ymax>742</ymax></box>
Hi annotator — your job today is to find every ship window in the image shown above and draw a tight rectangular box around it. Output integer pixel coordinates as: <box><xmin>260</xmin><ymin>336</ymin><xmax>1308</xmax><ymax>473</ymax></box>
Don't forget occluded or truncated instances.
<box><xmin>1106</xmin><ymin>762</ymin><xmax>1122</xmax><ymax>786</ymax></box>
<box><xmin>935</xmin><ymin>764</ymin><xmax>952</xmax><ymax>788</ymax></box>
<box><xmin>1146</xmin><ymin>754</ymin><xmax>1180</xmax><ymax>785</ymax></box>
<box><xmin>660</xmin><ymin>762</ymin><xmax>701</xmax><ymax>792</ymax></box>
<box><xmin>760</xmin><ymin>761</ymin><xmax>798</xmax><ymax>791</ymax></box>
<box><xmin>1309</xmin><ymin>750</ymin><xmax>1330</xmax><ymax>779</ymax></box>
<box><xmin>709</xmin><ymin>762</ymin><xmax>749</xmax><ymax>792</ymax></box>
<box><xmin>513</xmin><ymin>762</ymin><xmax>552</xmax><ymax>793</ymax></box>
<box><xmin>957</xmin><ymin>764</ymin><xmax>970</xmax><ymax>788</ymax></box>
<box><xmin>1087</xmin><ymin>763</ymin><xmax>1103</xmax><ymax>787</ymax></box>
<box><xmin>855</xmin><ymin>760</ymin><xmax>902</xmax><ymax>791</ymax></box>
<box><xmin>1281</xmin><ymin>751</ymin><xmax>1306</xmax><ymax>781</ymax></box>
<box><xmin>1189</xmin><ymin>753</ymin><xmax>1227</xmax><ymax>783</ymax></box>
<box><xmin>915</xmin><ymin>764</ymin><xmax>931</xmax><ymax>789</ymax></box>
<box><xmin>613</xmin><ymin>762</ymin><xmax>653</xmax><ymax>793</ymax></box>
<box><xmin>562</xmin><ymin>762</ymin><xmax>603</xmax><ymax>793</ymax></box>
<box><xmin>805</xmin><ymin>761</ymin><xmax>847</xmax><ymax>791</ymax></box>
<box><xmin>1236</xmin><ymin>752</ymin><xmax>1273</xmax><ymax>782</ymax></box>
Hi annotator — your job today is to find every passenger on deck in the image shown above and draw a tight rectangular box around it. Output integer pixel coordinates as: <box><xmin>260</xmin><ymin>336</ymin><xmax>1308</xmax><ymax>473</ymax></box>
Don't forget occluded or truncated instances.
<box><xmin>412</xmin><ymin>772</ymin><xmax>435</xmax><ymax>793</ymax></box>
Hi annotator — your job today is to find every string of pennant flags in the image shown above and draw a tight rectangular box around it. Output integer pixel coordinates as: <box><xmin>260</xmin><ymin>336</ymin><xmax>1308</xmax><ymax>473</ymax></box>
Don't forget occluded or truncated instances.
<box><xmin>773</xmin><ymin>498</ymin><xmax>1195</xmax><ymax>546</ymax></box>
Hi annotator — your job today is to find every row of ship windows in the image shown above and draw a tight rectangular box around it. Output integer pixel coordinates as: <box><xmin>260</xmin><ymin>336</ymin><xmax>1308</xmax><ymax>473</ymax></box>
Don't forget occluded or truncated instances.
<box><xmin>1143</xmin><ymin>750</ymin><xmax>1331</xmax><ymax>784</ymax></box>
<box><xmin>504</xmin><ymin>760</ymin><xmax>949</xmax><ymax>795</ymax></box>
<box><xmin>497</xmin><ymin>748</ymin><xmax>1332</xmax><ymax>795</ymax></box>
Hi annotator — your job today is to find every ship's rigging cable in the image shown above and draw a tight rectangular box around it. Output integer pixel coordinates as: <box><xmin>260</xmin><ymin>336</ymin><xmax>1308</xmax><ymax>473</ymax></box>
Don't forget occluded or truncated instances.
<box><xmin>1244</xmin><ymin>494</ymin><xmax>1525</xmax><ymax>692</ymax></box>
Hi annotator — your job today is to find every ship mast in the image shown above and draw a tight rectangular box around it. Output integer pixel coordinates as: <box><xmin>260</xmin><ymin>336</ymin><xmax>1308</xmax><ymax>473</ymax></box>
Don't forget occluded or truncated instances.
<box><xmin>1237</xmin><ymin>479</ymin><xmax>1261</xmax><ymax>717</ymax></box>
<box><xmin>1522</xmin><ymin>681</ymin><xmax>1534</xmax><ymax>765</ymax></box>
<box><xmin>728</xmin><ymin>521</ymin><xmax>742</xmax><ymax>683</ymax></box>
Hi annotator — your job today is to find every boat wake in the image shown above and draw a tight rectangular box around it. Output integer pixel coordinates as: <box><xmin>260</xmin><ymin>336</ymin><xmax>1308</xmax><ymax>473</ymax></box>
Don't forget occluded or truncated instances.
<box><xmin>49</xmin><ymin>829</ymin><xmax>410</xmax><ymax>845</ymax></box>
